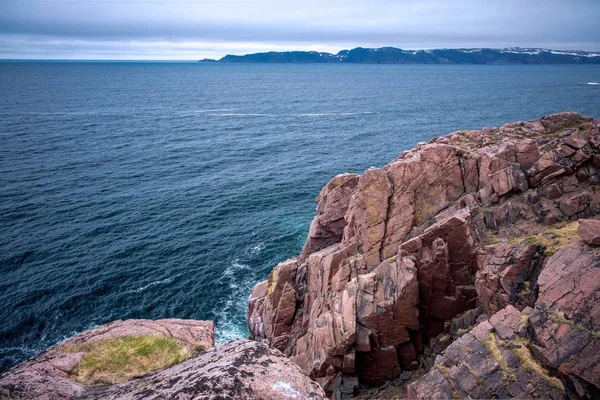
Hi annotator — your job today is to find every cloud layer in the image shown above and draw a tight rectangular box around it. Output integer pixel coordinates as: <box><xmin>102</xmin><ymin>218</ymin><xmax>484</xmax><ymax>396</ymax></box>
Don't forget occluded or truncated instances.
<box><xmin>1</xmin><ymin>0</ymin><xmax>599</xmax><ymax>59</ymax></box>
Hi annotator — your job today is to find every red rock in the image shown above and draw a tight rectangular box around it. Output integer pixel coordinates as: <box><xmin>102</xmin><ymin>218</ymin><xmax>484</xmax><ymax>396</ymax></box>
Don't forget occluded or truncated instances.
<box><xmin>408</xmin><ymin>306</ymin><xmax>567</xmax><ymax>400</ymax></box>
<box><xmin>476</xmin><ymin>242</ymin><xmax>540</xmax><ymax>315</ymax></box>
<box><xmin>530</xmin><ymin>242</ymin><xmax>600</xmax><ymax>390</ymax></box>
<box><xmin>246</xmin><ymin>112</ymin><xmax>600</xmax><ymax>395</ymax></box>
<box><xmin>247</xmin><ymin>258</ymin><xmax>299</xmax><ymax>353</ymax></box>
<box><xmin>88</xmin><ymin>340</ymin><xmax>326</xmax><ymax>399</ymax></box>
<box><xmin>558</xmin><ymin>193</ymin><xmax>589</xmax><ymax>217</ymax></box>
<box><xmin>0</xmin><ymin>319</ymin><xmax>214</xmax><ymax>400</ymax></box>
<box><xmin>515</xmin><ymin>139</ymin><xmax>541</xmax><ymax>169</ymax></box>
<box><xmin>301</xmin><ymin>173</ymin><xmax>359</xmax><ymax>260</ymax></box>
<box><xmin>577</xmin><ymin>218</ymin><xmax>600</xmax><ymax>245</ymax></box>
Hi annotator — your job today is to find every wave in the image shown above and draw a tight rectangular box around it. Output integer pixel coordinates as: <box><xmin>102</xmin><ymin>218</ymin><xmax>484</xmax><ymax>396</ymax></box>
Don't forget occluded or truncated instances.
<box><xmin>296</xmin><ymin>111</ymin><xmax>374</xmax><ymax>117</ymax></box>
<box><xmin>214</xmin><ymin>242</ymin><xmax>266</xmax><ymax>344</ymax></box>
<box><xmin>194</xmin><ymin>108</ymin><xmax>237</xmax><ymax>113</ymax></box>
<box><xmin>203</xmin><ymin>111</ymin><xmax>375</xmax><ymax>117</ymax></box>
<box><xmin>209</xmin><ymin>113</ymin><xmax>273</xmax><ymax>117</ymax></box>
<box><xmin>223</xmin><ymin>259</ymin><xmax>250</xmax><ymax>277</ymax></box>
<box><xmin>587</xmin><ymin>82</ymin><xmax>600</xmax><ymax>85</ymax></box>
<box><xmin>246</xmin><ymin>242</ymin><xmax>265</xmax><ymax>258</ymax></box>
<box><xmin>128</xmin><ymin>274</ymin><xmax>181</xmax><ymax>294</ymax></box>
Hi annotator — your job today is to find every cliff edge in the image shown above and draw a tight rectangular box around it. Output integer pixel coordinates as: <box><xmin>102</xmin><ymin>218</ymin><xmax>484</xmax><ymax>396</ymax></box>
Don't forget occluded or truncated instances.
<box><xmin>247</xmin><ymin>112</ymin><xmax>600</xmax><ymax>399</ymax></box>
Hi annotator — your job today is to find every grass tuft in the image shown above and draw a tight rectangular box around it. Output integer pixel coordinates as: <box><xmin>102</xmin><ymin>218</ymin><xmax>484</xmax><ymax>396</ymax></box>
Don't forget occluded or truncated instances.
<box><xmin>482</xmin><ymin>332</ymin><xmax>516</xmax><ymax>381</ymax></box>
<box><xmin>521</xmin><ymin>222</ymin><xmax>579</xmax><ymax>256</ymax></box>
<box><xmin>510</xmin><ymin>337</ymin><xmax>565</xmax><ymax>393</ymax></box>
<box><xmin>546</xmin><ymin>309</ymin><xmax>600</xmax><ymax>339</ymax></box>
<box><xmin>65</xmin><ymin>335</ymin><xmax>192</xmax><ymax>384</ymax></box>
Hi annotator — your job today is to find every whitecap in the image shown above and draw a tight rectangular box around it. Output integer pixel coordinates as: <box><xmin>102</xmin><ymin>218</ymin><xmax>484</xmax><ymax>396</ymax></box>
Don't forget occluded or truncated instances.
<box><xmin>209</xmin><ymin>113</ymin><xmax>272</xmax><ymax>116</ymax></box>
<box><xmin>223</xmin><ymin>259</ymin><xmax>251</xmax><ymax>277</ymax></box>
<box><xmin>587</xmin><ymin>82</ymin><xmax>600</xmax><ymax>85</ymax></box>
<box><xmin>129</xmin><ymin>274</ymin><xmax>180</xmax><ymax>294</ymax></box>
<box><xmin>194</xmin><ymin>108</ymin><xmax>237</xmax><ymax>113</ymax></box>
<box><xmin>246</xmin><ymin>242</ymin><xmax>265</xmax><ymax>258</ymax></box>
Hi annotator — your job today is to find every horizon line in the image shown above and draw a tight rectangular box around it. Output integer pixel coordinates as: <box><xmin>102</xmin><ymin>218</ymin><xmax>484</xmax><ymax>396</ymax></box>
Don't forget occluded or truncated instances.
<box><xmin>2</xmin><ymin>45</ymin><xmax>600</xmax><ymax>62</ymax></box>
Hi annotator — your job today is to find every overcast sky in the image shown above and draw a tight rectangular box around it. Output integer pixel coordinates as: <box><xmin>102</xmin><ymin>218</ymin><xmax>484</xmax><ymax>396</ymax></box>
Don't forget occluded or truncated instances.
<box><xmin>1</xmin><ymin>0</ymin><xmax>599</xmax><ymax>60</ymax></box>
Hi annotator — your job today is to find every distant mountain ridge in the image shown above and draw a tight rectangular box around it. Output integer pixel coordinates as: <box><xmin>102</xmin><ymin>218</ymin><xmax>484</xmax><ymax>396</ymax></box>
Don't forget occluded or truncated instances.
<box><xmin>200</xmin><ymin>47</ymin><xmax>600</xmax><ymax>64</ymax></box>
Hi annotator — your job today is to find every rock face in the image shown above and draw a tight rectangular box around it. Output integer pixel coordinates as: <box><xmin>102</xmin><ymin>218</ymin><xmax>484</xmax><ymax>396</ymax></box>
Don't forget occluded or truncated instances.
<box><xmin>0</xmin><ymin>318</ymin><xmax>214</xmax><ymax>400</ymax></box>
<box><xmin>247</xmin><ymin>112</ymin><xmax>600</xmax><ymax>396</ymax></box>
<box><xmin>408</xmin><ymin>242</ymin><xmax>600</xmax><ymax>399</ymax></box>
<box><xmin>577</xmin><ymin>218</ymin><xmax>600</xmax><ymax>245</ymax></box>
<box><xmin>0</xmin><ymin>320</ymin><xmax>326</xmax><ymax>400</ymax></box>
<box><xmin>84</xmin><ymin>340</ymin><xmax>326</xmax><ymax>400</ymax></box>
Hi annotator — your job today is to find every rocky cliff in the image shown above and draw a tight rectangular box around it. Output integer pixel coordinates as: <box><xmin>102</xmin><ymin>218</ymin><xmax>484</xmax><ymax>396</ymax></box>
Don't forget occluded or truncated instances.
<box><xmin>247</xmin><ymin>112</ymin><xmax>600</xmax><ymax>398</ymax></box>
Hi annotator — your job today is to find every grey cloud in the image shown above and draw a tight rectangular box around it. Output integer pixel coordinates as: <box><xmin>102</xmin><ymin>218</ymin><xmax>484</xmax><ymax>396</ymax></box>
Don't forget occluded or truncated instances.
<box><xmin>1</xmin><ymin>0</ymin><xmax>599</xmax><ymax>59</ymax></box>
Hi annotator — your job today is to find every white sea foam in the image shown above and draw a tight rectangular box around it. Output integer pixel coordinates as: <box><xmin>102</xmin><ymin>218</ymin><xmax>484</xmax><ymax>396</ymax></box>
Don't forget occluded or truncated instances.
<box><xmin>297</xmin><ymin>111</ymin><xmax>374</xmax><ymax>117</ymax></box>
<box><xmin>587</xmin><ymin>82</ymin><xmax>600</xmax><ymax>85</ymax></box>
<box><xmin>194</xmin><ymin>108</ymin><xmax>237</xmax><ymax>113</ymax></box>
<box><xmin>209</xmin><ymin>113</ymin><xmax>272</xmax><ymax>116</ymax></box>
<box><xmin>129</xmin><ymin>274</ymin><xmax>180</xmax><ymax>294</ymax></box>
<box><xmin>247</xmin><ymin>242</ymin><xmax>265</xmax><ymax>258</ymax></box>
<box><xmin>224</xmin><ymin>259</ymin><xmax>251</xmax><ymax>277</ymax></box>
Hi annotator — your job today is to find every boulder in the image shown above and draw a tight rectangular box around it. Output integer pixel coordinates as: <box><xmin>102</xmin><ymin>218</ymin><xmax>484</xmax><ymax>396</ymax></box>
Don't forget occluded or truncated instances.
<box><xmin>578</xmin><ymin>218</ymin><xmax>600</xmax><ymax>245</ymax></box>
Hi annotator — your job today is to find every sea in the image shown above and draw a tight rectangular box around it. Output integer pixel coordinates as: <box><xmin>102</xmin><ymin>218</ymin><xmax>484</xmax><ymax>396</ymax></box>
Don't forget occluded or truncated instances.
<box><xmin>1</xmin><ymin>62</ymin><xmax>599</xmax><ymax>371</ymax></box>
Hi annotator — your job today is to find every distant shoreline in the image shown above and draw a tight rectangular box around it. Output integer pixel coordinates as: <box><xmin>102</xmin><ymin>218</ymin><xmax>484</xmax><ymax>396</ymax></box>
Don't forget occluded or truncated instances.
<box><xmin>201</xmin><ymin>46</ymin><xmax>600</xmax><ymax>65</ymax></box>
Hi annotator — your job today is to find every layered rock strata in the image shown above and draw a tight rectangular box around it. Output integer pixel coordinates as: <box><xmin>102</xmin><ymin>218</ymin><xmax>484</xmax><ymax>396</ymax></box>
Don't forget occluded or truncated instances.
<box><xmin>247</xmin><ymin>112</ymin><xmax>600</xmax><ymax>396</ymax></box>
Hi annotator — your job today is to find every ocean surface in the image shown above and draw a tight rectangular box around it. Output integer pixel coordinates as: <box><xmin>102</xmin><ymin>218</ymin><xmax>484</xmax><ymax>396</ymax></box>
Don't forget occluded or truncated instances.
<box><xmin>1</xmin><ymin>62</ymin><xmax>599</xmax><ymax>371</ymax></box>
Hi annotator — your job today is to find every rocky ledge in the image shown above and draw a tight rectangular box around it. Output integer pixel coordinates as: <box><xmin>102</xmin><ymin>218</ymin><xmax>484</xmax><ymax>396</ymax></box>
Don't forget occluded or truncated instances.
<box><xmin>247</xmin><ymin>112</ymin><xmax>600</xmax><ymax>398</ymax></box>
<box><xmin>0</xmin><ymin>319</ymin><xmax>325</xmax><ymax>399</ymax></box>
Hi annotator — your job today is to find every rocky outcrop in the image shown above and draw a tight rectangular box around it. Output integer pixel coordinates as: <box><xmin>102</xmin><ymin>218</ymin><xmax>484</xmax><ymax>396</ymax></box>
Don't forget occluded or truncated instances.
<box><xmin>83</xmin><ymin>340</ymin><xmax>326</xmax><ymax>400</ymax></box>
<box><xmin>577</xmin><ymin>218</ymin><xmax>600</xmax><ymax>245</ymax></box>
<box><xmin>475</xmin><ymin>241</ymin><xmax>542</xmax><ymax>315</ymax></box>
<box><xmin>0</xmin><ymin>319</ymin><xmax>326</xmax><ymax>400</ymax></box>
<box><xmin>0</xmin><ymin>319</ymin><xmax>214</xmax><ymax>400</ymax></box>
<box><xmin>408</xmin><ymin>241</ymin><xmax>600</xmax><ymax>399</ymax></box>
<box><xmin>247</xmin><ymin>112</ymin><xmax>600</xmax><ymax>396</ymax></box>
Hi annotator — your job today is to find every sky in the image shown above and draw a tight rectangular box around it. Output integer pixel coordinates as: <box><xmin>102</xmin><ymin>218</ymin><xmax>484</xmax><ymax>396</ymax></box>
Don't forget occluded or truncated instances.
<box><xmin>1</xmin><ymin>0</ymin><xmax>599</xmax><ymax>60</ymax></box>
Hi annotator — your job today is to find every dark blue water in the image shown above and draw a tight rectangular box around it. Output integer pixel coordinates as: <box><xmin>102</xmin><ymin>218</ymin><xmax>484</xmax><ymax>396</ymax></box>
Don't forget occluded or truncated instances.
<box><xmin>1</xmin><ymin>62</ymin><xmax>599</xmax><ymax>371</ymax></box>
